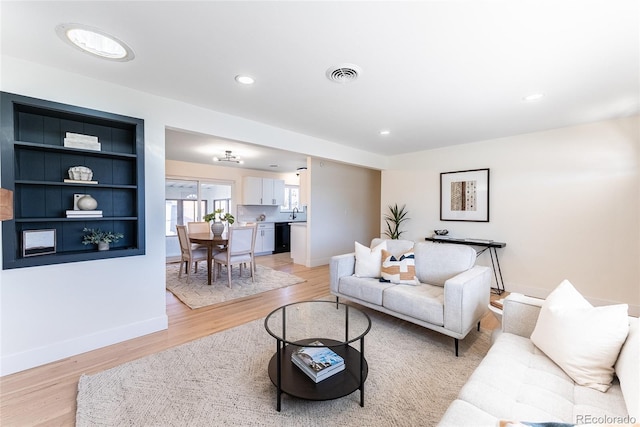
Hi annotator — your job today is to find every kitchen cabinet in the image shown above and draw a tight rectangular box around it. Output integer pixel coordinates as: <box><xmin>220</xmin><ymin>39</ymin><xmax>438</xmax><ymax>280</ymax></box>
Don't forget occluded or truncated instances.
<box><xmin>0</xmin><ymin>92</ymin><xmax>145</xmax><ymax>269</ymax></box>
<box><xmin>255</xmin><ymin>222</ymin><xmax>275</xmax><ymax>255</ymax></box>
<box><xmin>243</xmin><ymin>177</ymin><xmax>284</xmax><ymax>206</ymax></box>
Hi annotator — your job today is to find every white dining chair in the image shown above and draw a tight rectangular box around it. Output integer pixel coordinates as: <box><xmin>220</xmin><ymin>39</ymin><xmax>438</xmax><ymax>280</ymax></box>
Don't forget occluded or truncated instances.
<box><xmin>213</xmin><ymin>224</ymin><xmax>257</xmax><ymax>287</ymax></box>
<box><xmin>176</xmin><ymin>225</ymin><xmax>208</xmax><ymax>283</ymax></box>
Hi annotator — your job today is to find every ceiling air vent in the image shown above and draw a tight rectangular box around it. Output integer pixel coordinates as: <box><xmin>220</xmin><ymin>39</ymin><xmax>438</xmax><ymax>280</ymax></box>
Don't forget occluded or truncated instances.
<box><xmin>326</xmin><ymin>64</ymin><xmax>362</xmax><ymax>83</ymax></box>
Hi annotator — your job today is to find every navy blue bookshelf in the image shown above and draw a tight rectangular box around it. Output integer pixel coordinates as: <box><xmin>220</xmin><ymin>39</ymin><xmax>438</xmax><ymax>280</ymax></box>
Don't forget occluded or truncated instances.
<box><xmin>1</xmin><ymin>92</ymin><xmax>145</xmax><ymax>269</ymax></box>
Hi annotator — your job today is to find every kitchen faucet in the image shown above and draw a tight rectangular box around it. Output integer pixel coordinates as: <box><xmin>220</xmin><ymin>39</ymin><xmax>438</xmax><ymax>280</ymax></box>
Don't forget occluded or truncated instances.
<box><xmin>291</xmin><ymin>207</ymin><xmax>299</xmax><ymax>220</ymax></box>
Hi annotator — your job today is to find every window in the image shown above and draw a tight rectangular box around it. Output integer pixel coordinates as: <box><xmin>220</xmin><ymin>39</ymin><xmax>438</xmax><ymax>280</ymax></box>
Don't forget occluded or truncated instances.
<box><xmin>165</xmin><ymin>179</ymin><xmax>232</xmax><ymax>236</ymax></box>
<box><xmin>281</xmin><ymin>185</ymin><xmax>300</xmax><ymax>211</ymax></box>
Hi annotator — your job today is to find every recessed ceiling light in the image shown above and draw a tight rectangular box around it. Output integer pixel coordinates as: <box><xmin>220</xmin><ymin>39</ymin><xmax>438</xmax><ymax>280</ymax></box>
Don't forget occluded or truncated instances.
<box><xmin>235</xmin><ymin>75</ymin><xmax>255</xmax><ymax>85</ymax></box>
<box><xmin>379</xmin><ymin>130</ymin><xmax>391</xmax><ymax>135</ymax></box>
<box><xmin>269</xmin><ymin>164</ymin><xmax>279</xmax><ymax>168</ymax></box>
<box><xmin>56</xmin><ymin>23</ymin><xmax>134</xmax><ymax>61</ymax></box>
<box><xmin>522</xmin><ymin>93</ymin><xmax>544</xmax><ymax>102</ymax></box>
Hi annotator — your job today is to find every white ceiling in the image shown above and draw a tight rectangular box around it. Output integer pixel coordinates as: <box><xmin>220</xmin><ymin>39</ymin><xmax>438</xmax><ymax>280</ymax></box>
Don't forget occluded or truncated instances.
<box><xmin>2</xmin><ymin>1</ymin><xmax>638</xmax><ymax>172</ymax></box>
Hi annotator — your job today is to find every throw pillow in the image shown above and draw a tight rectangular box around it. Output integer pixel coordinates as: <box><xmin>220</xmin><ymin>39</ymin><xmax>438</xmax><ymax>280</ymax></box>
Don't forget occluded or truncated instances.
<box><xmin>354</xmin><ymin>240</ymin><xmax>386</xmax><ymax>278</ymax></box>
<box><xmin>380</xmin><ymin>248</ymin><xmax>417</xmax><ymax>285</ymax></box>
<box><xmin>530</xmin><ymin>280</ymin><xmax>629</xmax><ymax>392</ymax></box>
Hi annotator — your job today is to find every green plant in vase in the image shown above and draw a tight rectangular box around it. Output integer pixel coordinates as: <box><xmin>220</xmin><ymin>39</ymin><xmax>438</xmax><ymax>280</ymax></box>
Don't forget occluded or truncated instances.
<box><xmin>82</xmin><ymin>227</ymin><xmax>124</xmax><ymax>251</ymax></box>
<box><xmin>383</xmin><ymin>203</ymin><xmax>409</xmax><ymax>239</ymax></box>
<box><xmin>204</xmin><ymin>209</ymin><xmax>235</xmax><ymax>236</ymax></box>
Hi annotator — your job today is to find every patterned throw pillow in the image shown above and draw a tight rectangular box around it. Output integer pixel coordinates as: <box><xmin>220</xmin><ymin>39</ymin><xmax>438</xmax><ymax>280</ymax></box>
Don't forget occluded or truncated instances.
<box><xmin>380</xmin><ymin>249</ymin><xmax>417</xmax><ymax>285</ymax></box>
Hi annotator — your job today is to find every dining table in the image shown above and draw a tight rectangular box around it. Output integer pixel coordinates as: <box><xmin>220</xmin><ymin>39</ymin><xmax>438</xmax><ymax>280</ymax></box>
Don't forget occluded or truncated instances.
<box><xmin>188</xmin><ymin>232</ymin><xmax>228</xmax><ymax>286</ymax></box>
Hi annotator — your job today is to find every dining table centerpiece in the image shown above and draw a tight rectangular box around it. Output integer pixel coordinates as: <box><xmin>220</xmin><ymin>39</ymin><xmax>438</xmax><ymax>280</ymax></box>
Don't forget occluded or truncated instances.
<box><xmin>204</xmin><ymin>209</ymin><xmax>235</xmax><ymax>237</ymax></box>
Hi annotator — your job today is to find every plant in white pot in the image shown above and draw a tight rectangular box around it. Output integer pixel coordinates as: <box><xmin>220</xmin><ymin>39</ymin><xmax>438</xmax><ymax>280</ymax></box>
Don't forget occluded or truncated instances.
<box><xmin>203</xmin><ymin>209</ymin><xmax>235</xmax><ymax>236</ymax></box>
<box><xmin>82</xmin><ymin>227</ymin><xmax>124</xmax><ymax>251</ymax></box>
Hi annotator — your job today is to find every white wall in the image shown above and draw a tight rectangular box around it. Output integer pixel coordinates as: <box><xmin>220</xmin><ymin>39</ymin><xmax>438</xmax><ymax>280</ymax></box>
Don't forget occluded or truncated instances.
<box><xmin>0</xmin><ymin>56</ymin><xmax>386</xmax><ymax>375</ymax></box>
<box><xmin>0</xmin><ymin>63</ymin><xmax>169</xmax><ymax>375</ymax></box>
<box><xmin>383</xmin><ymin>116</ymin><xmax>640</xmax><ymax>314</ymax></box>
<box><xmin>307</xmin><ymin>158</ymin><xmax>381</xmax><ymax>266</ymax></box>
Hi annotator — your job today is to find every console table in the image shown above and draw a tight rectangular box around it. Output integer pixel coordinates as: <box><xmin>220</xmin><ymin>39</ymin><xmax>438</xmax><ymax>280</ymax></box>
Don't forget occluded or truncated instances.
<box><xmin>425</xmin><ymin>237</ymin><xmax>506</xmax><ymax>294</ymax></box>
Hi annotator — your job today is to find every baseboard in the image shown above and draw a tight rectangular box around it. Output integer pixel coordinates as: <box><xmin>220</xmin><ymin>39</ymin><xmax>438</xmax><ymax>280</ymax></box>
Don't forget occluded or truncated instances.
<box><xmin>507</xmin><ymin>283</ymin><xmax>640</xmax><ymax>317</ymax></box>
<box><xmin>0</xmin><ymin>315</ymin><xmax>168</xmax><ymax>377</ymax></box>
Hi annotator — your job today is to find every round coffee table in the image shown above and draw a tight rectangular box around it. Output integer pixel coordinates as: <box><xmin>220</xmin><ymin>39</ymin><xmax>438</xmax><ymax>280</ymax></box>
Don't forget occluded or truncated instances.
<box><xmin>264</xmin><ymin>300</ymin><xmax>371</xmax><ymax>411</ymax></box>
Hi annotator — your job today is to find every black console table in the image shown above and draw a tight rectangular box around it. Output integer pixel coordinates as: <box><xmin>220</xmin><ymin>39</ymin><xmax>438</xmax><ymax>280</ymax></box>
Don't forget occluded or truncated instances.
<box><xmin>425</xmin><ymin>237</ymin><xmax>506</xmax><ymax>294</ymax></box>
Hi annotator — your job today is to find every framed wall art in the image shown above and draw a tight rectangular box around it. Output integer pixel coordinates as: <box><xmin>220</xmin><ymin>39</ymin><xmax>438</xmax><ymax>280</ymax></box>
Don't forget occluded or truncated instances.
<box><xmin>440</xmin><ymin>168</ymin><xmax>490</xmax><ymax>222</ymax></box>
<box><xmin>23</xmin><ymin>229</ymin><xmax>56</xmax><ymax>257</ymax></box>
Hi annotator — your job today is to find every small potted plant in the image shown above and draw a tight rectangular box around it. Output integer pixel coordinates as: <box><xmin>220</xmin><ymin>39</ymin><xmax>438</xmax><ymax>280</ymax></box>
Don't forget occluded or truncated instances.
<box><xmin>203</xmin><ymin>209</ymin><xmax>235</xmax><ymax>236</ymax></box>
<box><xmin>82</xmin><ymin>227</ymin><xmax>124</xmax><ymax>251</ymax></box>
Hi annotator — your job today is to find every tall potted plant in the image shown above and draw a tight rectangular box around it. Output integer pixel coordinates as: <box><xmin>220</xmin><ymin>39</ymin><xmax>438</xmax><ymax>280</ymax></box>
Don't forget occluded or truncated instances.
<box><xmin>204</xmin><ymin>209</ymin><xmax>235</xmax><ymax>236</ymax></box>
<box><xmin>383</xmin><ymin>203</ymin><xmax>409</xmax><ymax>239</ymax></box>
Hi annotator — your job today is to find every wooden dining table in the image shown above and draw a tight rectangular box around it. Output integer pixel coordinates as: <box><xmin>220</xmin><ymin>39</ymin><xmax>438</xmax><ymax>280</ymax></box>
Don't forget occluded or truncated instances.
<box><xmin>188</xmin><ymin>232</ymin><xmax>228</xmax><ymax>286</ymax></box>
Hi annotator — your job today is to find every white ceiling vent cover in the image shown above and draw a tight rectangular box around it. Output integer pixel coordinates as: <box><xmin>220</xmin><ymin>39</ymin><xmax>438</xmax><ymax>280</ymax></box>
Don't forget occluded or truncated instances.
<box><xmin>326</xmin><ymin>64</ymin><xmax>362</xmax><ymax>83</ymax></box>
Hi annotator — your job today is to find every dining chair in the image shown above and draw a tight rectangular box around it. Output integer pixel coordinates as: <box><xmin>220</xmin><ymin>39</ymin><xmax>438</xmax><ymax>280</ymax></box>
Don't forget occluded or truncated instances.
<box><xmin>187</xmin><ymin>221</ymin><xmax>210</xmax><ymax>250</ymax></box>
<box><xmin>176</xmin><ymin>225</ymin><xmax>209</xmax><ymax>283</ymax></box>
<box><xmin>213</xmin><ymin>224</ymin><xmax>257</xmax><ymax>287</ymax></box>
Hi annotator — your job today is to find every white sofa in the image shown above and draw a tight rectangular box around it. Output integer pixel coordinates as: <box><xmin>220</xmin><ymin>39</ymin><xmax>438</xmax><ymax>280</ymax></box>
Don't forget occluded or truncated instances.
<box><xmin>439</xmin><ymin>294</ymin><xmax>639</xmax><ymax>426</ymax></box>
<box><xmin>330</xmin><ymin>238</ymin><xmax>492</xmax><ymax>355</ymax></box>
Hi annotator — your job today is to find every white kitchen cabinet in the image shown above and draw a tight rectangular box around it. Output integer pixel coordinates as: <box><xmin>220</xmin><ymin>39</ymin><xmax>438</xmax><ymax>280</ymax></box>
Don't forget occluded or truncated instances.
<box><xmin>243</xmin><ymin>177</ymin><xmax>285</xmax><ymax>205</ymax></box>
<box><xmin>255</xmin><ymin>222</ymin><xmax>275</xmax><ymax>255</ymax></box>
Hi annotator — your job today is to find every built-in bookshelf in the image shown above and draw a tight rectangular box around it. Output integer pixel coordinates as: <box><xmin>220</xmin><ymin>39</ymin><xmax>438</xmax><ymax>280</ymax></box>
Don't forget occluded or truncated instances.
<box><xmin>1</xmin><ymin>92</ymin><xmax>145</xmax><ymax>269</ymax></box>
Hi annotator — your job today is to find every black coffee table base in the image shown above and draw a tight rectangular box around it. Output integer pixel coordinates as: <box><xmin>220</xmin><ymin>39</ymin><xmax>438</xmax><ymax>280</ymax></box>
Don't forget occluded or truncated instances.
<box><xmin>267</xmin><ymin>338</ymin><xmax>368</xmax><ymax>411</ymax></box>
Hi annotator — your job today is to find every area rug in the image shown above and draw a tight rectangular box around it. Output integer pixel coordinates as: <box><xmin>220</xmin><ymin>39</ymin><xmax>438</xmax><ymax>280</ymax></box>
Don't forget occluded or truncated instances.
<box><xmin>166</xmin><ymin>263</ymin><xmax>306</xmax><ymax>309</ymax></box>
<box><xmin>76</xmin><ymin>306</ymin><xmax>491</xmax><ymax>426</ymax></box>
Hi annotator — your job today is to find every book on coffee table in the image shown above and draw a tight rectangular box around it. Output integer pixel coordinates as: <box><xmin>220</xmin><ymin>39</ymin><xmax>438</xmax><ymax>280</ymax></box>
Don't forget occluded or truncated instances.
<box><xmin>291</xmin><ymin>340</ymin><xmax>345</xmax><ymax>383</ymax></box>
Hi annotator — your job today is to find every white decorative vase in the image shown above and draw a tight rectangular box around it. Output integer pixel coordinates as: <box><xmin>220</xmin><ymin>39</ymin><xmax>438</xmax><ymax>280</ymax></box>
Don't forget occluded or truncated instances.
<box><xmin>77</xmin><ymin>195</ymin><xmax>98</xmax><ymax>210</ymax></box>
<box><xmin>211</xmin><ymin>222</ymin><xmax>225</xmax><ymax>237</ymax></box>
<box><xmin>98</xmin><ymin>241</ymin><xmax>110</xmax><ymax>251</ymax></box>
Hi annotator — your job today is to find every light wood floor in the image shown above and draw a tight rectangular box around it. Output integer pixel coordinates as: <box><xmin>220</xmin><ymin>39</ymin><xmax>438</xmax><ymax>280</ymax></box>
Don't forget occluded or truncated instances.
<box><xmin>0</xmin><ymin>253</ymin><xmax>501</xmax><ymax>426</ymax></box>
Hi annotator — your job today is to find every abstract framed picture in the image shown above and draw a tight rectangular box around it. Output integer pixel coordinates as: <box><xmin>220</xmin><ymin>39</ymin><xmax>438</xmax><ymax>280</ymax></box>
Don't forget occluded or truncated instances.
<box><xmin>23</xmin><ymin>229</ymin><xmax>56</xmax><ymax>257</ymax></box>
<box><xmin>440</xmin><ymin>168</ymin><xmax>490</xmax><ymax>222</ymax></box>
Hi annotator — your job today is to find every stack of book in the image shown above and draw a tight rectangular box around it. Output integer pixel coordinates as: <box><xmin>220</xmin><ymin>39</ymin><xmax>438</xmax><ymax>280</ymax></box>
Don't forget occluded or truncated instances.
<box><xmin>64</xmin><ymin>132</ymin><xmax>101</xmax><ymax>151</ymax></box>
<box><xmin>66</xmin><ymin>210</ymin><xmax>103</xmax><ymax>218</ymax></box>
<box><xmin>291</xmin><ymin>340</ymin><xmax>345</xmax><ymax>383</ymax></box>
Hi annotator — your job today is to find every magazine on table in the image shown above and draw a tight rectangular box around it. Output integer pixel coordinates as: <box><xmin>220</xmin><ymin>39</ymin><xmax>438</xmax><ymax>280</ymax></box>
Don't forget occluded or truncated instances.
<box><xmin>291</xmin><ymin>340</ymin><xmax>345</xmax><ymax>382</ymax></box>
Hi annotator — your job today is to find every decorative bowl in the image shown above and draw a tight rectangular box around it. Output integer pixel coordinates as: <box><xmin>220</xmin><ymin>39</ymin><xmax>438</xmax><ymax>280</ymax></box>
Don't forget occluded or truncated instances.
<box><xmin>434</xmin><ymin>229</ymin><xmax>449</xmax><ymax>236</ymax></box>
<box><xmin>68</xmin><ymin>166</ymin><xmax>93</xmax><ymax>181</ymax></box>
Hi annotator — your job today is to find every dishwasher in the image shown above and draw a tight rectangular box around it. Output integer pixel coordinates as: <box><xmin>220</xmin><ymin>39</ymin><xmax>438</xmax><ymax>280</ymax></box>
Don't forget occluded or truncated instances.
<box><xmin>274</xmin><ymin>222</ymin><xmax>291</xmax><ymax>253</ymax></box>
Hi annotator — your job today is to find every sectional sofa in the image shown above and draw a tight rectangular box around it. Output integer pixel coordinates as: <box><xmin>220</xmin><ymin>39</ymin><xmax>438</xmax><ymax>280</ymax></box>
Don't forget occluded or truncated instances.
<box><xmin>439</xmin><ymin>293</ymin><xmax>638</xmax><ymax>426</ymax></box>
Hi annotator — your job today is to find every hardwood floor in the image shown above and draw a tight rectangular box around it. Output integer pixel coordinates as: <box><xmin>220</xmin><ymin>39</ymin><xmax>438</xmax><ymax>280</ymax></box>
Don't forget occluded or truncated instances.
<box><xmin>0</xmin><ymin>253</ymin><xmax>501</xmax><ymax>426</ymax></box>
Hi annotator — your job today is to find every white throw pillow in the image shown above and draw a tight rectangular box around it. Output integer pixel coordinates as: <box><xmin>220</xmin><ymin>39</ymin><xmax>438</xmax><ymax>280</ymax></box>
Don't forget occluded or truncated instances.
<box><xmin>354</xmin><ymin>240</ymin><xmax>386</xmax><ymax>278</ymax></box>
<box><xmin>530</xmin><ymin>280</ymin><xmax>629</xmax><ymax>392</ymax></box>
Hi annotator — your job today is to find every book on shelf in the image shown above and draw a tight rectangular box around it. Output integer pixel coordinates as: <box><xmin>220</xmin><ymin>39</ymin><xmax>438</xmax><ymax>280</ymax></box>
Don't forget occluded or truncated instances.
<box><xmin>64</xmin><ymin>140</ymin><xmax>101</xmax><ymax>151</ymax></box>
<box><xmin>66</xmin><ymin>210</ymin><xmax>103</xmax><ymax>218</ymax></box>
<box><xmin>64</xmin><ymin>134</ymin><xmax>101</xmax><ymax>151</ymax></box>
<box><xmin>63</xmin><ymin>179</ymin><xmax>98</xmax><ymax>184</ymax></box>
<box><xmin>291</xmin><ymin>340</ymin><xmax>345</xmax><ymax>383</ymax></box>
<box><xmin>66</xmin><ymin>132</ymin><xmax>99</xmax><ymax>143</ymax></box>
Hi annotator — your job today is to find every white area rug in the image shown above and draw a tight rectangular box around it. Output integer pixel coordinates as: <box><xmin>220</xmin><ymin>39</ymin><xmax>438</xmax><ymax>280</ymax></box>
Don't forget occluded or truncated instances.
<box><xmin>76</xmin><ymin>307</ymin><xmax>490</xmax><ymax>426</ymax></box>
<box><xmin>166</xmin><ymin>263</ymin><xmax>306</xmax><ymax>309</ymax></box>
